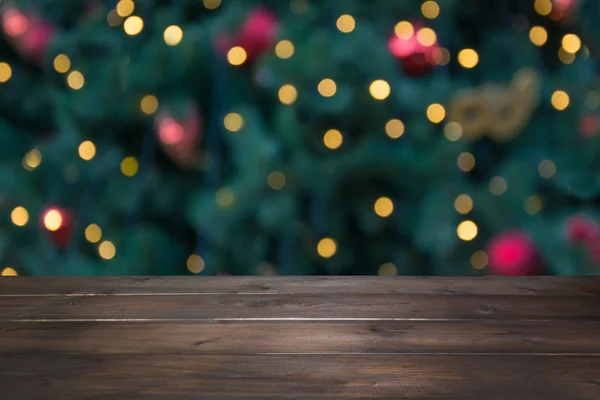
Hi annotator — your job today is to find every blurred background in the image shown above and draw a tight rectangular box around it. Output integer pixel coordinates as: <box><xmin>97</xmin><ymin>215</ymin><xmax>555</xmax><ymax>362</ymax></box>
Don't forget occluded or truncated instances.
<box><xmin>1</xmin><ymin>0</ymin><xmax>600</xmax><ymax>277</ymax></box>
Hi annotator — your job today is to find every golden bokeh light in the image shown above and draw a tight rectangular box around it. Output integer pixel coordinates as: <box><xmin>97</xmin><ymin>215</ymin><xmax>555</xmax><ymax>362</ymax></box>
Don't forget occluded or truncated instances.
<box><xmin>227</xmin><ymin>46</ymin><xmax>247</xmax><ymax>66</ymax></box>
<box><xmin>369</xmin><ymin>79</ymin><xmax>390</xmax><ymax>100</ymax></box>
<box><xmin>385</xmin><ymin>119</ymin><xmax>405</xmax><ymax>139</ymax></box>
<box><xmin>336</xmin><ymin>14</ymin><xmax>355</xmax><ymax>33</ymax></box>
<box><xmin>317</xmin><ymin>237</ymin><xmax>337</xmax><ymax>258</ymax></box>
<box><xmin>107</xmin><ymin>10</ymin><xmax>122</xmax><ymax>27</ymax></box>
<box><xmin>78</xmin><ymin>140</ymin><xmax>96</xmax><ymax>161</ymax></box>
<box><xmin>562</xmin><ymin>34</ymin><xmax>581</xmax><ymax>53</ymax></box>
<box><xmin>187</xmin><ymin>254</ymin><xmax>206</xmax><ymax>273</ymax></box>
<box><xmin>489</xmin><ymin>176</ymin><xmax>507</xmax><ymax>196</ymax></box>
<box><xmin>471</xmin><ymin>250</ymin><xmax>488</xmax><ymax>270</ymax></box>
<box><xmin>416</xmin><ymin>28</ymin><xmax>437</xmax><ymax>47</ymax></box>
<box><xmin>538</xmin><ymin>159</ymin><xmax>556</xmax><ymax>179</ymax></box>
<box><xmin>53</xmin><ymin>54</ymin><xmax>71</xmax><ymax>73</ymax></box>
<box><xmin>224</xmin><ymin>112</ymin><xmax>244</xmax><ymax>132</ymax></box>
<box><xmin>140</xmin><ymin>95</ymin><xmax>159</xmax><ymax>115</ymax></box>
<box><xmin>457</xmin><ymin>220</ymin><xmax>478</xmax><ymax>241</ymax></box>
<box><xmin>444</xmin><ymin>121</ymin><xmax>463</xmax><ymax>141</ymax></box>
<box><xmin>23</xmin><ymin>148</ymin><xmax>42</xmax><ymax>170</ymax></box>
<box><xmin>374</xmin><ymin>196</ymin><xmax>394</xmax><ymax>218</ymax></box>
<box><xmin>216</xmin><ymin>187</ymin><xmax>235</xmax><ymax>209</ymax></box>
<box><xmin>98</xmin><ymin>240</ymin><xmax>116</xmax><ymax>260</ymax></box>
<box><xmin>378</xmin><ymin>262</ymin><xmax>398</xmax><ymax>276</ymax></box>
<box><xmin>0</xmin><ymin>62</ymin><xmax>12</xmax><ymax>83</ymax></box>
<box><xmin>164</xmin><ymin>25</ymin><xmax>183</xmax><ymax>46</ymax></box>
<box><xmin>204</xmin><ymin>0</ymin><xmax>221</xmax><ymax>10</ymax></box>
<box><xmin>275</xmin><ymin>40</ymin><xmax>295</xmax><ymax>59</ymax></box>
<box><xmin>427</xmin><ymin>103</ymin><xmax>445</xmax><ymax>123</ymax></box>
<box><xmin>454</xmin><ymin>194</ymin><xmax>473</xmax><ymax>214</ymax></box>
<box><xmin>278</xmin><ymin>84</ymin><xmax>298</xmax><ymax>104</ymax></box>
<box><xmin>120</xmin><ymin>156</ymin><xmax>139</xmax><ymax>177</ymax></box>
<box><xmin>529</xmin><ymin>26</ymin><xmax>548</xmax><ymax>46</ymax></box>
<box><xmin>1</xmin><ymin>267</ymin><xmax>17</xmax><ymax>276</ymax></box>
<box><xmin>394</xmin><ymin>21</ymin><xmax>414</xmax><ymax>39</ymax></box>
<box><xmin>524</xmin><ymin>195</ymin><xmax>543</xmax><ymax>215</ymax></box>
<box><xmin>534</xmin><ymin>0</ymin><xmax>552</xmax><ymax>16</ymax></box>
<box><xmin>267</xmin><ymin>170</ymin><xmax>286</xmax><ymax>190</ymax></box>
<box><xmin>458</xmin><ymin>48</ymin><xmax>479</xmax><ymax>68</ymax></box>
<box><xmin>551</xmin><ymin>90</ymin><xmax>569</xmax><ymax>110</ymax></box>
<box><xmin>457</xmin><ymin>152</ymin><xmax>475</xmax><ymax>172</ymax></box>
<box><xmin>421</xmin><ymin>1</ymin><xmax>440</xmax><ymax>19</ymax></box>
<box><xmin>116</xmin><ymin>0</ymin><xmax>135</xmax><ymax>17</ymax></box>
<box><xmin>433</xmin><ymin>47</ymin><xmax>451</xmax><ymax>65</ymax></box>
<box><xmin>558</xmin><ymin>47</ymin><xmax>575</xmax><ymax>64</ymax></box>
<box><xmin>67</xmin><ymin>70</ymin><xmax>84</xmax><ymax>90</ymax></box>
<box><xmin>43</xmin><ymin>210</ymin><xmax>63</xmax><ymax>231</ymax></box>
<box><xmin>84</xmin><ymin>224</ymin><xmax>102</xmax><ymax>243</ymax></box>
<box><xmin>123</xmin><ymin>16</ymin><xmax>144</xmax><ymax>35</ymax></box>
<box><xmin>323</xmin><ymin>129</ymin><xmax>343</xmax><ymax>150</ymax></box>
<box><xmin>11</xmin><ymin>206</ymin><xmax>29</xmax><ymax>226</ymax></box>
<box><xmin>318</xmin><ymin>78</ymin><xmax>337</xmax><ymax>97</ymax></box>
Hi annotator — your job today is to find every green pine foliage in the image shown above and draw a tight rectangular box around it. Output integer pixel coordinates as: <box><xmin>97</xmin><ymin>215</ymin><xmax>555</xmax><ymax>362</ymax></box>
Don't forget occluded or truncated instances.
<box><xmin>1</xmin><ymin>0</ymin><xmax>600</xmax><ymax>276</ymax></box>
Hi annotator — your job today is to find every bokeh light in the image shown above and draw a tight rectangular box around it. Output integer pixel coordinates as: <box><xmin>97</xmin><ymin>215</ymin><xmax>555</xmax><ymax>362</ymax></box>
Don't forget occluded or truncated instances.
<box><xmin>336</xmin><ymin>14</ymin><xmax>355</xmax><ymax>33</ymax></box>
<box><xmin>140</xmin><ymin>95</ymin><xmax>159</xmax><ymax>115</ymax></box>
<box><xmin>538</xmin><ymin>160</ymin><xmax>556</xmax><ymax>179</ymax></box>
<box><xmin>227</xmin><ymin>46</ymin><xmax>247</xmax><ymax>66</ymax></box>
<box><xmin>457</xmin><ymin>152</ymin><xmax>475</xmax><ymax>172</ymax></box>
<box><xmin>489</xmin><ymin>176</ymin><xmax>507</xmax><ymax>196</ymax></box>
<box><xmin>1</xmin><ymin>267</ymin><xmax>18</xmax><ymax>276</ymax></box>
<box><xmin>457</xmin><ymin>220</ymin><xmax>478</xmax><ymax>241</ymax></box>
<box><xmin>421</xmin><ymin>1</ymin><xmax>440</xmax><ymax>19</ymax></box>
<box><xmin>123</xmin><ymin>16</ymin><xmax>144</xmax><ymax>35</ymax></box>
<box><xmin>454</xmin><ymin>194</ymin><xmax>473</xmax><ymax>214</ymax></box>
<box><xmin>23</xmin><ymin>148</ymin><xmax>41</xmax><ymax>170</ymax></box>
<box><xmin>43</xmin><ymin>209</ymin><xmax>63</xmax><ymax>232</ymax></box>
<box><xmin>204</xmin><ymin>0</ymin><xmax>221</xmax><ymax>10</ymax></box>
<box><xmin>164</xmin><ymin>25</ymin><xmax>183</xmax><ymax>46</ymax></box>
<box><xmin>471</xmin><ymin>250</ymin><xmax>488</xmax><ymax>269</ymax></box>
<box><xmin>67</xmin><ymin>70</ymin><xmax>84</xmax><ymax>90</ymax></box>
<box><xmin>268</xmin><ymin>171</ymin><xmax>286</xmax><ymax>190</ymax></box>
<box><xmin>374</xmin><ymin>197</ymin><xmax>394</xmax><ymax>217</ymax></box>
<box><xmin>99</xmin><ymin>241</ymin><xmax>116</xmax><ymax>260</ymax></box>
<box><xmin>120</xmin><ymin>156</ymin><xmax>139</xmax><ymax>177</ymax></box>
<box><xmin>427</xmin><ymin>103</ymin><xmax>445</xmax><ymax>123</ymax></box>
<box><xmin>458</xmin><ymin>48</ymin><xmax>479</xmax><ymax>68</ymax></box>
<box><xmin>53</xmin><ymin>54</ymin><xmax>71</xmax><ymax>73</ymax></box>
<box><xmin>317</xmin><ymin>237</ymin><xmax>337</xmax><ymax>258</ymax></box>
<box><xmin>187</xmin><ymin>254</ymin><xmax>205</xmax><ymax>273</ymax></box>
<box><xmin>529</xmin><ymin>26</ymin><xmax>548</xmax><ymax>46</ymax></box>
<box><xmin>275</xmin><ymin>40</ymin><xmax>294</xmax><ymax>59</ymax></box>
<box><xmin>116</xmin><ymin>0</ymin><xmax>135</xmax><ymax>17</ymax></box>
<box><xmin>385</xmin><ymin>119</ymin><xmax>405</xmax><ymax>139</ymax></box>
<box><xmin>78</xmin><ymin>141</ymin><xmax>96</xmax><ymax>161</ymax></box>
<box><xmin>395</xmin><ymin>21</ymin><xmax>414</xmax><ymax>39</ymax></box>
<box><xmin>562</xmin><ymin>34</ymin><xmax>581</xmax><ymax>53</ymax></box>
<box><xmin>551</xmin><ymin>90</ymin><xmax>569</xmax><ymax>110</ymax></box>
<box><xmin>278</xmin><ymin>84</ymin><xmax>298</xmax><ymax>104</ymax></box>
<box><xmin>0</xmin><ymin>62</ymin><xmax>11</xmax><ymax>83</ymax></box>
<box><xmin>369</xmin><ymin>79</ymin><xmax>390</xmax><ymax>100</ymax></box>
<box><xmin>378</xmin><ymin>262</ymin><xmax>398</xmax><ymax>276</ymax></box>
<box><xmin>85</xmin><ymin>224</ymin><xmax>102</xmax><ymax>243</ymax></box>
<box><xmin>323</xmin><ymin>129</ymin><xmax>343</xmax><ymax>149</ymax></box>
<box><xmin>318</xmin><ymin>78</ymin><xmax>337</xmax><ymax>97</ymax></box>
<box><xmin>416</xmin><ymin>28</ymin><xmax>437</xmax><ymax>47</ymax></box>
<box><xmin>11</xmin><ymin>206</ymin><xmax>29</xmax><ymax>226</ymax></box>
<box><xmin>224</xmin><ymin>112</ymin><xmax>244</xmax><ymax>132</ymax></box>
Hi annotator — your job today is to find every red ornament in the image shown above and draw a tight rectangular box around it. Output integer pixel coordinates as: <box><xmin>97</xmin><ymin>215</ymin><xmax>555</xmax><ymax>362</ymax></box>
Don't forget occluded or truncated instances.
<box><xmin>487</xmin><ymin>231</ymin><xmax>541</xmax><ymax>276</ymax></box>
<box><xmin>233</xmin><ymin>8</ymin><xmax>278</xmax><ymax>63</ymax></box>
<box><xmin>388</xmin><ymin>23</ymin><xmax>439</xmax><ymax>76</ymax></box>
<box><xmin>154</xmin><ymin>101</ymin><xmax>202</xmax><ymax>169</ymax></box>
<box><xmin>1</xmin><ymin>5</ymin><xmax>55</xmax><ymax>63</ymax></box>
<box><xmin>565</xmin><ymin>215</ymin><xmax>600</xmax><ymax>244</ymax></box>
<box><xmin>40</xmin><ymin>206</ymin><xmax>74</xmax><ymax>249</ymax></box>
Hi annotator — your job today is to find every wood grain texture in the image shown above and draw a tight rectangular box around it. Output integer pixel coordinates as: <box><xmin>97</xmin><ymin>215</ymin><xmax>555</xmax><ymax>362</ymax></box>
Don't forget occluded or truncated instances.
<box><xmin>0</xmin><ymin>354</ymin><xmax>599</xmax><ymax>400</ymax></box>
<box><xmin>1</xmin><ymin>293</ymin><xmax>599</xmax><ymax>321</ymax></box>
<box><xmin>1</xmin><ymin>277</ymin><xmax>599</xmax><ymax>399</ymax></box>
<box><xmin>1</xmin><ymin>276</ymin><xmax>599</xmax><ymax>296</ymax></box>
<box><xmin>2</xmin><ymin>320</ymin><xmax>600</xmax><ymax>355</ymax></box>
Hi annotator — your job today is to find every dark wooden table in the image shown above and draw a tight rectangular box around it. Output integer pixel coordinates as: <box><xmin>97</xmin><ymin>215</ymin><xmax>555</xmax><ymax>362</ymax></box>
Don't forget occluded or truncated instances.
<box><xmin>1</xmin><ymin>277</ymin><xmax>599</xmax><ymax>399</ymax></box>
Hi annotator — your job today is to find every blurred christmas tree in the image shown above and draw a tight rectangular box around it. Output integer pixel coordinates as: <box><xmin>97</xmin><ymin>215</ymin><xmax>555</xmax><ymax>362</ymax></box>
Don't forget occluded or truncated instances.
<box><xmin>1</xmin><ymin>0</ymin><xmax>600</xmax><ymax>277</ymax></box>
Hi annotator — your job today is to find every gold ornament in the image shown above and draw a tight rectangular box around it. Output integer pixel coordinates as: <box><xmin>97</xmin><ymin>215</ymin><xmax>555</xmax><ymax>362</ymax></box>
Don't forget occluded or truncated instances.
<box><xmin>447</xmin><ymin>68</ymin><xmax>541</xmax><ymax>142</ymax></box>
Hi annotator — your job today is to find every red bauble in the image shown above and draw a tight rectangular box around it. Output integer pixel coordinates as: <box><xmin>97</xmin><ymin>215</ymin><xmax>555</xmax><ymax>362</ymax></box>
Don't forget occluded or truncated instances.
<box><xmin>388</xmin><ymin>25</ymin><xmax>439</xmax><ymax>76</ymax></box>
<box><xmin>1</xmin><ymin>6</ymin><xmax>55</xmax><ymax>63</ymax></box>
<box><xmin>40</xmin><ymin>206</ymin><xmax>74</xmax><ymax>249</ymax></box>
<box><xmin>235</xmin><ymin>8</ymin><xmax>278</xmax><ymax>62</ymax></box>
<box><xmin>565</xmin><ymin>215</ymin><xmax>600</xmax><ymax>244</ymax></box>
<box><xmin>487</xmin><ymin>231</ymin><xmax>541</xmax><ymax>276</ymax></box>
<box><xmin>154</xmin><ymin>101</ymin><xmax>202</xmax><ymax>169</ymax></box>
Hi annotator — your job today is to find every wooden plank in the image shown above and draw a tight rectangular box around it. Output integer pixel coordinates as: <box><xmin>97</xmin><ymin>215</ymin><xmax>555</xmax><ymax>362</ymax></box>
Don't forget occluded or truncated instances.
<box><xmin>1</xmin><ymin>293</ymin><xmax>598</xmax><ymax>321</ymax></box>
<box><xmin>0</xmin><ymin>353</ymin><xmax>598</xmax><ymax>399</ymax></box>
<box><xmin>0</xmin><ymin>276</ymin><xmax>598</xmax><ymax>296</ymax></box>
<box><xmin>1</xmin><ymin>320</ymin><xmax>599</xmax><ymax>355</ymax></box>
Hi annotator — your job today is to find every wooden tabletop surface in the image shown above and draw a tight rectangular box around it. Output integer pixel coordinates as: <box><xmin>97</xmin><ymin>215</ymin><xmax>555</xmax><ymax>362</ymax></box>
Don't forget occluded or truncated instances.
<box><xmin>1</xmin><ymin>276</ymin><xmax>599</xmax><ymax>399</ymax></box>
